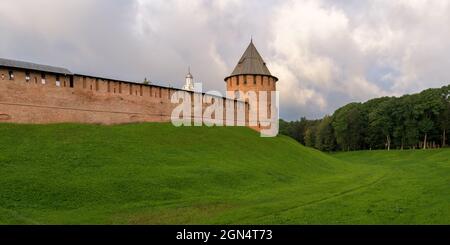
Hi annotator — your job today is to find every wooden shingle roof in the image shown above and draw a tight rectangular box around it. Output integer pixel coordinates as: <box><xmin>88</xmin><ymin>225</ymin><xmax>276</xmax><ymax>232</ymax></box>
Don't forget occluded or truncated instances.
<box><xmin>225</xmin><ymin>41</ymin><xmax>278</xmax><ymax>81</ymax></box>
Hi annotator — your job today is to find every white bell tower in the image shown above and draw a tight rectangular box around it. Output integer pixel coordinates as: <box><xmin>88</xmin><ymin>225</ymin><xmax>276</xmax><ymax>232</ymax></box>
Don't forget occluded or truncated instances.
<box><xmin>183</xmin><ymin>66</ymin><xmax>194</xmax><ymax>91</ymax></box>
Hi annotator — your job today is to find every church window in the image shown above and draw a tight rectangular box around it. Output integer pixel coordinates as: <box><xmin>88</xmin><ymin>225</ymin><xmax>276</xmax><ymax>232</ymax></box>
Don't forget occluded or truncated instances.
<box><xmin>69</xmin><ymin>76</ymin><xmax>74</xmax><ymax>88</ymax></box>
<box><xmin>244</xmin><ymin>75</ymin><xmax>247</xmax><ymax>84</ymax></box>
<box><xmin>119</xmin><ymin>82</ymin><xmax>122</xmax><ymax>93</ymax></box>
<box><xmin>236</xmin><ymin>76</ymin><xmax>239</xmax><ymax>86</ymax></box>
<box><xmin>253</xmin><ymin>75</ymin><xmax>257</xmax><ymax>84</ymax></box>
<box><xmin>140</xmin><ymin>85</ymin><xmax>143</xmax><ymax>96</ymax></box>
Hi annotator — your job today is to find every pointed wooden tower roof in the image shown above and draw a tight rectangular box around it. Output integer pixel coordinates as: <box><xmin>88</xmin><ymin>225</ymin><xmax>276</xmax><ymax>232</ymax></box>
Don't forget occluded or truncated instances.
<box><xmin>225</xmin><ymin>40</ymin><xmax>278</xmax><ymax>81</ymax></box>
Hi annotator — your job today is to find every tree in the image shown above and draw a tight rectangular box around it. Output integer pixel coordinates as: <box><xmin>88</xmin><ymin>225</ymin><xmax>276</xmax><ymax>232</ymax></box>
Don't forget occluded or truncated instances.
<box><xmin>279</xmin><ymin>119</ymin><xmax>291</xmax><ymax>136</ymax></box>
<box><xmin>304</xmin><ymin>126</ymin><xmax>317</xmax><ymax>148</ymax></box>
<box><xmin>292</xmin><ymin>118</ymin><xmax>310</xmax><ymax>144</ymax></box>
<box><xmin>332</xmin><ymin>103</ymin><xmax>366</xmax><ymax>151</ymax></box>
<box><xmin>279</xmin><ymin>117</ymin><xmax>319</xmax><ymax>146</ymax></box>
<box><xmin>415</xmin><ymin>89</ymin><xmax>444</xmax><ymax>149</ymax></box>
<box><xmin>315</xmin><ymin>116</ymin><xmax>336</xmax><ymax>151</ymax></box>
<box><xmin>368</xmin><ymin>98</ymin><xmax>394</xmax><ymax>150</ymax></box>
<box><xmin>280</xmin><ymin>84</ymin><xmax>450</xmax><ymax>152</ymax></box>
<box><xmin>439</xmin><ymin>87</ymin><xmax>450</xmax><ymax>147</ymax></box>
<box><xmin>390</xmin><ymin>95</ymin><xmax>420</xmax><ymax>149</ymax></box>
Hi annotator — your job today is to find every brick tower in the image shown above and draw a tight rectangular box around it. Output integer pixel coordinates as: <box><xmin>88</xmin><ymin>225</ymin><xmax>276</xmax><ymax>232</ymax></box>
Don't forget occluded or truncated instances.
<box><xmin>224</xmin><ymin>40</ymin><xmax>278</xmax><ymax>129</ymax></box>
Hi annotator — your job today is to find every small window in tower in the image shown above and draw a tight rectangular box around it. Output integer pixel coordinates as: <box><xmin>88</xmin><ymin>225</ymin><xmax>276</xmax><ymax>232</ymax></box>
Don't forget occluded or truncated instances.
<box><xmin>237</xmin><ymin>76</ymin><xmax>240</xmax><ymax>86</ymax></box>
<box><xmin>8</xmin><ymin>70</ymin><xmax>14</xmax><ymax>80</ymax></box>
<box><xmin>83</xmin><ymin>76</ymin><xmax>87</xmax><ymax>88</ymax></box>
<box><xmin>55</xmin><ymin>75</ymin><xmax>61</xmax><ymax>87</ymax></box>
<box><xmin>253</xmin><ymin>75</ymin><xmax>256</xmax><ymax>84</ymax></box>
<box><xmin>41</xmin><ymin>73</ymin><xmax>46</xmax><ymax>84</ymax></box>
<box><xmin>261</xmin><ymin>76</ymin><xmax>263</xmax><ymax>85</ymax></box>
<box><xmin>119</xmin><ymin>82</ymin><xmax>122</xmax><ymax>93</ymax></box>
<box><xmin>95</xmin><ymin>79</ymin><xmax>99</xmax><ymax>91</ymax></box>
<box><xmin>25</xmin><ymin>71</ymin><xmax>30</xmax><ymax>82</ymax></box>
<box><xmin>244</xmin><ymin>76</ymin><xmax>247</xmax><ymax>84</ymax></box>
<box><xmin>69</xmin><ymin>76</ymin><xmax>74</xmax><ymax>88</ymax></box>
<box><xmin>150</xmin><ymin>86</ymin><xmax>153</xmax><ymax>97</ymax></box>
<box><xmin>140</xmin><ymin>85</ymin><xmax>143</xmax><ymax>96</ymax></box>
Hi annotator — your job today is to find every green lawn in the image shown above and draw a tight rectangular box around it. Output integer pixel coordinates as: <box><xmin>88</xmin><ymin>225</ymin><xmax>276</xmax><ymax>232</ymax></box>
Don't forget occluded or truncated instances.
<box><xmin>0</xmin><ymin>123</ymin><xmax>448</xmax><ymax>224</ymax></box>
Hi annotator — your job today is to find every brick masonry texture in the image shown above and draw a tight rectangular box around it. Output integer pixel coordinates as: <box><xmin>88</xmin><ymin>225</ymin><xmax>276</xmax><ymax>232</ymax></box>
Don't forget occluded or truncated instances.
<box><xmin>0</xmin><ymin>67</ymin><xmax>247</xmax><ymax>125</ymax></box>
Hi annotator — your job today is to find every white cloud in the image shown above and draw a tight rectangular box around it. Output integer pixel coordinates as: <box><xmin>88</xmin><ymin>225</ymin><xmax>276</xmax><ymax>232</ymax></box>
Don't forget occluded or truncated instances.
<box><xmin>268</xmin><ymin>0</ymin><xmax>450</xmax><ymax>119</ymax></box>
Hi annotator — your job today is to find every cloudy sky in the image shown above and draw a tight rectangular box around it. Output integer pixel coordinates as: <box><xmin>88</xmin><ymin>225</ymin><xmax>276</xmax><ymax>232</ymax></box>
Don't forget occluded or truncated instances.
<box><xmin>1</xmin><ymin>0</ymin><xmax>449</xmax><ymax>120</ymax></box>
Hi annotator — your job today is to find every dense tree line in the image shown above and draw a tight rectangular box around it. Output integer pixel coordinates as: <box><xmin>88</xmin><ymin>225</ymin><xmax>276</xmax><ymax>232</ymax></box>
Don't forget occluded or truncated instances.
<box><xmin>280</xmin><ymin>85</ymin><xmax>450</xmax><ymax>151</ymax></box>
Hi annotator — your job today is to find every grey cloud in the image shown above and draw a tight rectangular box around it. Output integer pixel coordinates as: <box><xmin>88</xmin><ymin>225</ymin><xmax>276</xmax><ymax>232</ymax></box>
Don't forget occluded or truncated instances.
<box><xmin>1</xmin><ymin>0</ymin><xmax>450</xmax><ymax>120</ymax></box>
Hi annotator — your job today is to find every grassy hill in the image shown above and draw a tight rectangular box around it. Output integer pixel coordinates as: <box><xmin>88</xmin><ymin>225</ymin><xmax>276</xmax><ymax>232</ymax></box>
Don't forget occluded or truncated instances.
<box><xmin>0</xmin><ymin>123</ymin><xmax>448</xmax><ymax>224</ymax></box>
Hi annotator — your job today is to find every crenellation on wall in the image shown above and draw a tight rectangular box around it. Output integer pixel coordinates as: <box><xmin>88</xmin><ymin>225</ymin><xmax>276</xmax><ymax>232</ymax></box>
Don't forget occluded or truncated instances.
<box><xmin>0</xmin><ymin>66</ymin><xmax>248</xmax><ymax>126</ymax></box>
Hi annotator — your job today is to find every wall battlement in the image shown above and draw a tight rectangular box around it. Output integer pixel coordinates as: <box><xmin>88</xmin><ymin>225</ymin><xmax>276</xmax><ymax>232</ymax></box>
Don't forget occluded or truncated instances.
<box><xmin>0</xmin><ymin>65</ymin><xmax>248</xmax><ymax>125</ymax></box>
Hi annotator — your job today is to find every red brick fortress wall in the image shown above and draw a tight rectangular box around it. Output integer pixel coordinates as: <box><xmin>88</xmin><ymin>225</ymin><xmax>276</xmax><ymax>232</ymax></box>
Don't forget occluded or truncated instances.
<box><xmin>0</xmin><ymin>67</ymin><xmax>246</xmax><ymax>125</ymax></box>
